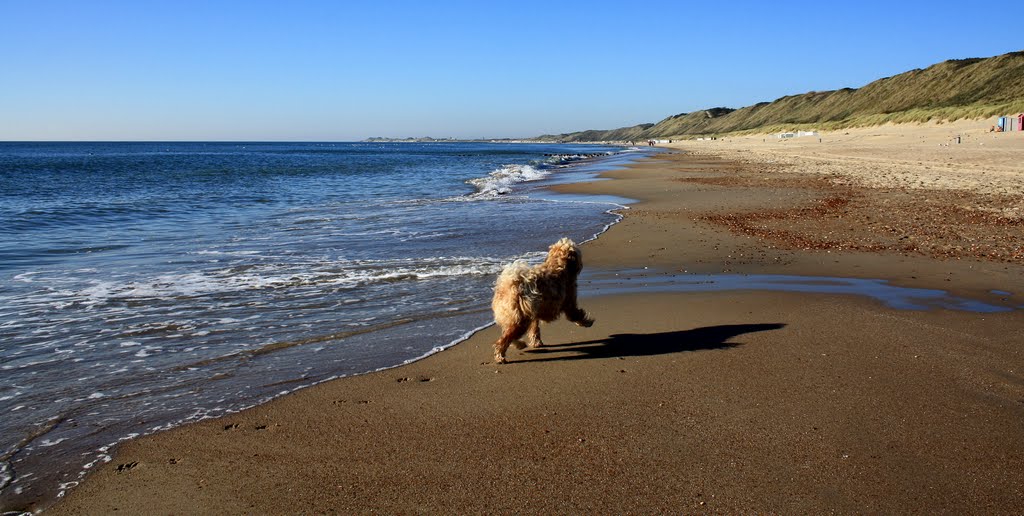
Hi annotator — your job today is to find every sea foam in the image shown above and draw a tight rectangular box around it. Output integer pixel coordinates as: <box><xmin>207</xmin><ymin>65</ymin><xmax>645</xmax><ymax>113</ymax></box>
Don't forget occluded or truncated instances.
<box><xmin>466</xmin><ymin>164</ymin><xmax>549</xmax><ymax>197</ymax></box>
<box><xmin>54</xmin><ymin>256</ymin><xmax>509</xmax><ymax>305</ymax></box>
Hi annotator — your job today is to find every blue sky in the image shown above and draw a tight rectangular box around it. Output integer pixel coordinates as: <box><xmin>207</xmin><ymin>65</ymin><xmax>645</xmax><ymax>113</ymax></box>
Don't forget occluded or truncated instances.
<box><xmin>2</xmin><ymin>1</ymin><xmax>1021</xmax><ymax>141</ymax></box>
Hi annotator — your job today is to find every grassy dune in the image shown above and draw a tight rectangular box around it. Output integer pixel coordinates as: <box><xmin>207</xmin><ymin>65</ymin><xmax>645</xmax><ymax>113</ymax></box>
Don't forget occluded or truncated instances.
<box><xmin>541</xmin><ymin>51</ymin><xmax>1024</xmax><ymax>141</ymax></box>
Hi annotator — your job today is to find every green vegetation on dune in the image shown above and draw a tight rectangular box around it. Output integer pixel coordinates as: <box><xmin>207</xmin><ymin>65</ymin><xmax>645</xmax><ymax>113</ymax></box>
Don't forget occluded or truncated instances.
<box><xmin>541</xmin><ymin>50</ymin><xmax>1024</xmax><ymax>141</ymax></box>
<box><xmin>539</xmin><ymin>123</ymin><xmax>656</xmax><ymax>143</ymax></box>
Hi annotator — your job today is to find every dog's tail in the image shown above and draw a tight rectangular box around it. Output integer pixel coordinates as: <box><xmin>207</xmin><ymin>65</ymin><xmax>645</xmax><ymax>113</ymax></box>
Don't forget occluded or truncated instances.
<box><xmin>493</xmin><ymin>260</ymin><xmax>535</xmax><ymax>324</ymax></box>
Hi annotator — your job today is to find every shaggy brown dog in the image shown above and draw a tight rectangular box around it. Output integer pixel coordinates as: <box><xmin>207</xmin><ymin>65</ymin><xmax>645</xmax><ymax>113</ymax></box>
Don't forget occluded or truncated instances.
<box><xmin>491</xmin><ymin>238</ymin><xmax>594</xmax><ymax>363</ymax></box>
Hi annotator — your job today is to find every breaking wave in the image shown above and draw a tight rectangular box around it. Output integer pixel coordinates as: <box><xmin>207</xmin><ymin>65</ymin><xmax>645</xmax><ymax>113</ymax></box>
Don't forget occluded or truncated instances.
<box><xmin>466</xmin><ymin>164</ymin><xmax>549</xmax><ymax>197</ymax></box>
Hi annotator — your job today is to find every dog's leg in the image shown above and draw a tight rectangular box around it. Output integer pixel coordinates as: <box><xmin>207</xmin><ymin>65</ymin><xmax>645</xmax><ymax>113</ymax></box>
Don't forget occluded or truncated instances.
<box><xmin>493</xmin><ymin>321</ymin><xmax>529</xmax><ymax>364</ymax></box>
<box><xmin>564</xmin><ymin>306</ymin><xmax>594</xmax><ymax>328</ymax></box>
<box><xmin>563</xmin><ymin>283</ymin><xmax>594</xmax><ymax>328</ymax></box>
<box><xmin>526</xmin><ymin>319</ymin><xmax>544</xmax><ymax>348</ymax></box>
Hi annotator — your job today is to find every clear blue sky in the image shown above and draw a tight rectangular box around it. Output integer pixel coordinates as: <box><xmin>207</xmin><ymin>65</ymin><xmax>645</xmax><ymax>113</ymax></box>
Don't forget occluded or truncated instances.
<box><xmin>2</xmin><ymin>0</ymin><xmax>1021</xmax><ymax>141</ymax></box>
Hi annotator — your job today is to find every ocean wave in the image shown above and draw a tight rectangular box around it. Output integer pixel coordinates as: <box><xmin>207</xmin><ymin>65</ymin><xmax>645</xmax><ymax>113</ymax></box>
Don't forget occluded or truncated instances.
<box><xmin>465</xmin><ymin>163</ymin><xmax>550</xmax><ymax>197</ymax></box>
<box><xmin>35</xmin><ymin>256</ymin><xmax>509</xmax><ymax>306</ymax></box>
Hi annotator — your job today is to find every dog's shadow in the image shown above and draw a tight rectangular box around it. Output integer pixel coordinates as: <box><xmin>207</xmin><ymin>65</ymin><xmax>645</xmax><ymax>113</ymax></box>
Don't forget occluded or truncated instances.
<box><xmin>524</xmin><ymin>323</ymin><xmax>785</xmax><ymax>362</ymax></box>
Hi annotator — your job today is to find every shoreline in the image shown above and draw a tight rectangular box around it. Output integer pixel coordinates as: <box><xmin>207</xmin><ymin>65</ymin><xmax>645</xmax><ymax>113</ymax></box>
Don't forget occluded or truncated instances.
<box><xmin>49</xmin><ymin>127</ymin><xmax>1024</xmax><ymax>513</ymax></box>
<box><xmin>0</xmin><ymin>143</ymin><xmax>638</xmax><ymax>513</ymax></box>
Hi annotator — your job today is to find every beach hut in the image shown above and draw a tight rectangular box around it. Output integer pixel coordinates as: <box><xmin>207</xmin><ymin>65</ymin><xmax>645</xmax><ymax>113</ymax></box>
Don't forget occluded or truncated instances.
<box><xmin>998</xmin><ymin>115</ymin><xmax>1023</xmax><ymax>132</ymax></box>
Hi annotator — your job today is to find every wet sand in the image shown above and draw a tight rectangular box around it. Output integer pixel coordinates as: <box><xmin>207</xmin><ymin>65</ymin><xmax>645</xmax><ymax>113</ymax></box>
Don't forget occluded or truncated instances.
<box><xmin>50</xmin><ymin>125</ymin><xmax>1024</xmax><ymax>514</ymax></box>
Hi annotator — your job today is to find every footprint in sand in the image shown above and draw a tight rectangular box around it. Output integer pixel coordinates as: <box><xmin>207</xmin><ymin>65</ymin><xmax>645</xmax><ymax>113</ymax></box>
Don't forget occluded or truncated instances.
<box><xmin>115</xmin><ymin>461</ymin><xmax>139</xmax><ymax>473</ymax></box>
<box><xmin>396</xmin><ymin>375</ymin><xmax>435</xmax><ymax>383</ymax></box>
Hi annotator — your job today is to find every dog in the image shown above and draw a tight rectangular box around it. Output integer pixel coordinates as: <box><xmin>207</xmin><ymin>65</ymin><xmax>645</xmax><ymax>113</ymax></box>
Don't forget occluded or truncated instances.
<box><xmin>491</xmin><ymin>238</ymin><xmax>594</xmax><ymax>363</ymax></box>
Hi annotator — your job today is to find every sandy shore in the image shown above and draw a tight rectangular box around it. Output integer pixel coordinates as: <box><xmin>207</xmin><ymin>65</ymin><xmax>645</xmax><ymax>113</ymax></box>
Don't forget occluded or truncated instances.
<box><xmin>676</xmin><ymin>119</ymin><xmax>1024</xmax><ymax>196</ymax></box>
<box><xmin>50</xmin><ymin>123</ymin><xmax>1024</xmax><ymax>514</ymax></box>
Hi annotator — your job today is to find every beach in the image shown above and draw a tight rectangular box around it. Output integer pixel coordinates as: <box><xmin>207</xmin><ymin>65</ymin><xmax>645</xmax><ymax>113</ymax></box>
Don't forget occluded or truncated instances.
<box><xmin>51</xmin><ymin>122</ymin><xmax>1024</xmax><ymax>513</ymax></box>
<box><xmin>0</xmin><ymin>142</ymin><xmax>636</xmax><ymax>511</ymax></box>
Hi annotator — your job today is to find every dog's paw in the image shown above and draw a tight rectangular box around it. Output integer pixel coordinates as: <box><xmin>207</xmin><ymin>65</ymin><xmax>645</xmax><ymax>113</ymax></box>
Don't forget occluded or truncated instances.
<box><xmin>494</xmin><ymin>355</ymin><xmax>507</xmax><ymax>364</ymax></box>
<box><xmin>579</xmin><ymin>318</ymin><xmax>594</xmax><ymax>328</ymax></box>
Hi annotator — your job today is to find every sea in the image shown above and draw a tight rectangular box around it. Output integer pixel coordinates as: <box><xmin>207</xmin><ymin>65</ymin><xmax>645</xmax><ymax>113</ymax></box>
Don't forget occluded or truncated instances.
<box><xmin>0</xmin><ymin>141</ymin><xmax>646</xmax><ymax>511</ymax></box>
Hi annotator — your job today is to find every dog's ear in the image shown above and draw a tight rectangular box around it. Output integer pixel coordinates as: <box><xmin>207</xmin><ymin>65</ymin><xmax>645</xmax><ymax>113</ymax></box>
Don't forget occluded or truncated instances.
<box><xmin>565</xmin><ymin>246</ymin><xmax>582</xmax><ymax>275</ymax></box>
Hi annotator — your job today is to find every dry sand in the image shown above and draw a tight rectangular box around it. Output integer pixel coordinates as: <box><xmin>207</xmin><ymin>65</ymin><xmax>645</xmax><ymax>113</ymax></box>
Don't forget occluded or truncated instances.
<box><xmin>677</xmin><ymin>119</ymin><xmax>1024</xmax><ymax>197</ymax></box>
<box><xmin>49</xmin><ymin>122</ymin><xmax>1024</xmax><ymax>514</ymax></box>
